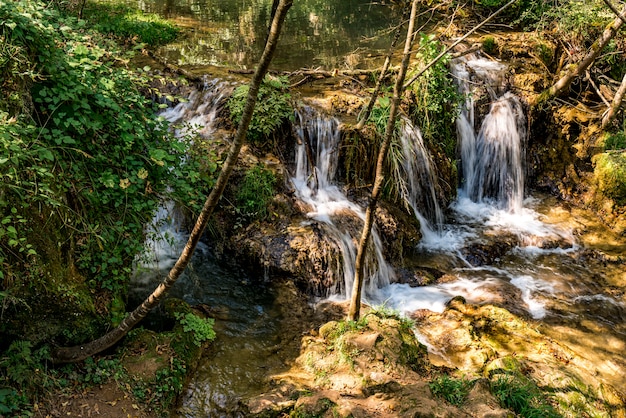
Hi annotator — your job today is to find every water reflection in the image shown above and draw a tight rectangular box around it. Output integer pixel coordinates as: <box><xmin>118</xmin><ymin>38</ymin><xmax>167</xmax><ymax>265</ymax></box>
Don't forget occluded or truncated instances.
<box><xmin>128</xmin><ymin>0</ymin><xmax>398</xmax><ymax>69</ymax></box>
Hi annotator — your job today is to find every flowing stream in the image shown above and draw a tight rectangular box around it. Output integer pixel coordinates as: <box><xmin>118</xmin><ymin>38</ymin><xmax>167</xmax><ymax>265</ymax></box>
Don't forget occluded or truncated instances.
<box><xmin>131</xmin><ymin>55</ymin><xmax>626</xmax><ymax>414</ymax></box>
<box><xmin>291</xmin><ymin>107</ymin><xmax>394</xmax><ymax>297</ymax></box>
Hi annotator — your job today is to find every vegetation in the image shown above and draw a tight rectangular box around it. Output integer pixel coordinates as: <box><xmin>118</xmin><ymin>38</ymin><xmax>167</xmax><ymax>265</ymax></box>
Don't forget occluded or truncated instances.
<box><xmin>227</xmin><ymin>75</ymin><xmax>294</xmax><ymax>148</ymax></box>
<box><xmin>174</xmin><ymin>311</ymin><xmax>216</xmax><ymax>347</ymax></box>
<box><xmin>0</xmin><ymin>0</ymin><xmax>208</xmax><ymax>413</ymax></box>
<box><xmin>490</xmin><ymin>374</ymin><xmax>561</xmax><ymax>417</ymax></box>
<box><xmin>429</xmin><ymin>374</ymin><xmax>474</xmax><ymax>406</ymax></box>
<box><xmin>594</xmin><ymin>151</ymin><xmax>626</xmax><ymax>204</ymax></box>
<box><xmin>235</xmin><ymin>164</ymin><xmax>278</xmax><ymax>220</ymax></box>
<box><xmin>408</xmin><ymin>34</ymin><xmax>462</xmax><ymax>161</ymax></box>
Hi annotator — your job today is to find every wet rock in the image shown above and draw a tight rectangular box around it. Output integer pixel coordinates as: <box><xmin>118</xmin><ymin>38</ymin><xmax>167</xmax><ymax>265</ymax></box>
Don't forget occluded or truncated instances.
<box><xmin>461</xmin><ymin>233</ymin><xmax>519</xmax><ymax>266</ymax></box>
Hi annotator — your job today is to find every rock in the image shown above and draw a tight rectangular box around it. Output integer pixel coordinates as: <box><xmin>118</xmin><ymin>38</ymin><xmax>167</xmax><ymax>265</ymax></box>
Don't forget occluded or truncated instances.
<box><xmin>464</xmin><ymin>379</ymin><xmax>514</xmax><ymax>418</ymax></box>
<box><xmin>345</xmin><ymin>332</ymin><xmax>380</xmax><ymax>351</ymax></box>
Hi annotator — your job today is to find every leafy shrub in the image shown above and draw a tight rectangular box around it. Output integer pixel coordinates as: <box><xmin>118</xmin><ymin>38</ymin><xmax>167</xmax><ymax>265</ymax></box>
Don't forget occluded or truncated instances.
<box><xmin>227</xmin><ymin>75</ymin><xmax>294</xmax><ymax>147</ymax></box>
<box><xmin>429</xmin><ymin>375</ymin><xmax>474</xmax><ymax>406</ymax></box>
<box><xmin>408</xmin><ymin>34</ymin><xmax>461</xmax><ymax>160</ymax></box>
<box><xmin>0</xmin><ymin>0</ymin><xmax>206</xmax><ymax>295</ymax></box>
<box><xmin>174</xmin><ymin>312</ymin><xmax>216</xmax><ymax>347</ymax></box>
<box><xmin>235</xmin><ymin>165</ymin><xmax>278</xmax><ymax>219</ymax></box>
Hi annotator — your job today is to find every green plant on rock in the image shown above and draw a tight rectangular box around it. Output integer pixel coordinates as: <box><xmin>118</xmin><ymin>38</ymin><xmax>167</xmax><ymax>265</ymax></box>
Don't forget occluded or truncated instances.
<box><xmin>490</xmin><ymin>374</ymin><xmax>561</xmax><ymax>418</ymax></box>
<box><xmin>227</xmin><ymin>75</ymin><xmax>294</xmax><ymax>148</ymax></box>
<box><xmin>603</xmin><ymin>130</ymin><xmax>626</xmax><ymax>151</ymax></box>
<box><xmin>174</xmin><ymin>312</ymin><xmax>216</xmax><ymax>347</ymax></box>
<box><xmin>482</xmin><ymin>36</ymin><xmax>498</xmax><ymax>55</ymax></box>
<box><xmin>429</xmin><ymin>374</ymin><xmax>474</xmax><ymax>406</ymax></box>
<box><xmin>235</xmin><ymin>164</ymin><xmax>278</xmax><ymax>220</ymax></box>
<box><xmin>408</xmin><ymin>34</ymin><xmax>461</xmax><ymax>161</ymax></box>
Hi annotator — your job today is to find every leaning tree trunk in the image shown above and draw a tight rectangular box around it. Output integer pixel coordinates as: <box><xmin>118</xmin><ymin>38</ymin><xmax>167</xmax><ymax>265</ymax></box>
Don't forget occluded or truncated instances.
<box><xmin>540</xmin><ymin>3</ymin><xmax>626</xmax><ymax>102</ymax></box>
<box><xmin>51</xmin><ymin>0</ymin><xmax>293</xmax><ymax>364</ymax></box>
<box><xmin>347</xmin><ymin>0</ymin><xmax>419</xmax><ymax>322</ymax></box>
<box><xmin>602</xmin><ymin>71</ymin><xmax>626</xmax><ymax>129</ymax></box>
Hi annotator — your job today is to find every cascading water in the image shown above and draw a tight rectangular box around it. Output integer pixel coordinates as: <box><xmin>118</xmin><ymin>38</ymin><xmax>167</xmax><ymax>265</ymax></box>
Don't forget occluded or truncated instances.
<box><xmin>132</xmin><ymin>79</ymin><xmax>232</xmax><ymax>290</ymax></box>
<box><xmin>453</xmin><ymin>56</ymin><xmax>526</xmax><ymax>212</ymax></box>
<box><xmin>291</xmin><ymin>106</ymin><xmax>395</xmax><ymax>298</ymax></box>
<box><xmin>374</xmin><ymin>55</ymin><xmax>625</xmax><ymax>388</ymax></box>
<box><xmin>395</xmin><ymin>117</ymin><xmax>445</xmax><ymax>240</ymax></box>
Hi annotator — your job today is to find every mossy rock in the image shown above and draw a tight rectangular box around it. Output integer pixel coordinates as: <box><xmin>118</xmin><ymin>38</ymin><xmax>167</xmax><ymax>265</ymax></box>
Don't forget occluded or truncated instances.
<box><xmin>594</xmin><ymin>151</ymin><xmax>626</xmax><ymax>205</ymax></box>
<box><xmin>484</xmin><ymin>356</ymin><xmax>524</xmax><ymax>378</ymax></box>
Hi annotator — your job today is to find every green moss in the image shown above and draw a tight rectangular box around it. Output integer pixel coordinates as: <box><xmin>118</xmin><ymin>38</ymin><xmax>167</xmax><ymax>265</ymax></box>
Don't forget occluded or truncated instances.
<box><xmin>594</xmin><ymin>151</ymin><xmax>626</xmax><ymax>204</ymax></box>
<box><xmin>482</xmin><ymin>36</ymin><xmax>498</xmax><ymax>55</ymax></box>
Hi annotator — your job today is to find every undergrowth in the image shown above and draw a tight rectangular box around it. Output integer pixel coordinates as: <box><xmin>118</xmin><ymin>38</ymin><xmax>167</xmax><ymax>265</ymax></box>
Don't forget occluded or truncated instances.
<box><xmin>227</xmin><ymin>75</ymin><xmax>294</xmax><ymax>150</ymax></box>
<box><xmin>235</xmin><ymin>164</ymin><xmax>278</xmax><ymax>220</ymax></box>
<box><xmin>429</xmin><ymin>374</ymin><xmax>474</xmax><ymax>406</ymax></box>
<box><xmin>490</xmin><ymin>374</ymin><xmax>561</xmax><ymax>418</ymax></box>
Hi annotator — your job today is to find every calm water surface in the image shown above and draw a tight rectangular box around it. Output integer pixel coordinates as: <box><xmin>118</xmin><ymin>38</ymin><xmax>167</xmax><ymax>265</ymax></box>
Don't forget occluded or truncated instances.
<box><xmin>128</xmin><ymin>0</ymin><xmax>399</xmax><ymax>70</ymax></box>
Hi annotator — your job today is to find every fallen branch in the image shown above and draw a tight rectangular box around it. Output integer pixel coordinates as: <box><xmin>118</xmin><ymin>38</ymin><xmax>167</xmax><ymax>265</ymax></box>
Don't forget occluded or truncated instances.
<box><xmin>539</xmin><ymin>3</ymin><xmax>626</xmax><ymax>102</ymax></box>
<box><xmin>146</xmin><ymin>50</ymin><xmax>203</xmax><ymax>82</ymax></box>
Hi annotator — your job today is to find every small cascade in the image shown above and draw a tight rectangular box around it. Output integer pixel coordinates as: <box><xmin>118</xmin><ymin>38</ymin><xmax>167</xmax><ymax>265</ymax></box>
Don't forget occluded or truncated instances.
<box><xmin>453</xmin><ymin>56</ymin><xmax>526</xmax><ymax>212</ymax></box>
<box><xmin>134</xmin><ymin>80</ymin><xmax>232</xmax><ymax>276</ymax></box>
<box><xmin>159</xmin><ymin>78</ymin><xmax>233</xmax><ymax>137</ymax></box>
<box><xmin>292</xmin><ymin>107</ymin><xmax>395</xmax><ymax>298</ymax></box>
<box><xmin>466</xmin><ymin>93</ymin><xmax>526</xmax><ymax>212</ymax></box>
<box><xmin>395</xmin><ymin>118</ymin><xmax>445</xmax><ymax>239</ymax></box>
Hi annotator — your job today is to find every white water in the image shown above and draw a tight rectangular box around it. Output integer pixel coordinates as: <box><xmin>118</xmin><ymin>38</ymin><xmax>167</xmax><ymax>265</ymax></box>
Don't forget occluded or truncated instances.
<box><xmin>376</xmin><ymin>55</ymin><xmax>579</xmax><ymax>321</ymax></box>
<box><xmin>292</xmin><ymin>107</ymin><xmax>395</xmax><ymax>298</ymax></box>
<box><xmin>135</xmin><ymin>80</ymin><xmax>232</xmax><ymax>275</ymax></box>
<box><xmin>395</xmin><ymin>118</ymin><xmax>445</xmax><ymax>241</ymax></box>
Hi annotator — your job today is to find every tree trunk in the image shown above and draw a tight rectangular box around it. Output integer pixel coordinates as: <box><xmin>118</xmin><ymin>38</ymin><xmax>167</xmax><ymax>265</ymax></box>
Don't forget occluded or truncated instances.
<box><xmin>602</xmin><ymin>71</ymin><xmax>626</xmax><ymax>129</ymax></box>
<box><xmin>355</xmin><ymin>6</ymin><xmax>409</xmax><ymax>130</ymax></box>
<box><xmin>541</xmin><ymin>4</ymin><xmax>626</xmax><ymax>102</ymax></box>
<box><xmin>51</xmin><ymin>0</ymin><xmax>293</xmax><ymax>364</ymax></box>
<box><xmin>347</xmin><ymin>0</ymin><xmax>419</xmax><ymax>322</ymax></box>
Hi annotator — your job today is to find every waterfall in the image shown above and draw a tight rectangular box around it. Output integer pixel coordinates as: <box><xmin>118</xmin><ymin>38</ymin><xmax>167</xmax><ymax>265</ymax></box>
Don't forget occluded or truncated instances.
<box><xmin>135</xmin><ymin>80</ymin><xmax>232</xmax><ymax>274</ymax></box>
<box><xmin>395</xmin><ymin>118</ymin><xmax>445</xmax><ymax>240</ymax></box>
<box><xmin>452</xmin><ymin>56</ymin><xmax>526</xmax><ymax>213</ymax></box>
<box><xmin>292</xmin><ymin>107</ymin><xmax>395</xmax><ymax>298</ymax></box>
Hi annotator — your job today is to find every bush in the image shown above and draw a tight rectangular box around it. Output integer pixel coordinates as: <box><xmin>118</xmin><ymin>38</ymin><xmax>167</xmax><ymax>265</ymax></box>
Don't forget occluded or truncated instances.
<box><xmin>227</xmin><ymin>75</ymin><xmax>294</xmax><ymax>147</ymax></box>
<box><xmin>235</xmin><ymin>165</ymin><xmax>278</xmax><ymax>219</ymax></box>
<box><xmin>1</xmin><ymin>0</ymin><xmax>205</xmax><ymax>320</ymax></box>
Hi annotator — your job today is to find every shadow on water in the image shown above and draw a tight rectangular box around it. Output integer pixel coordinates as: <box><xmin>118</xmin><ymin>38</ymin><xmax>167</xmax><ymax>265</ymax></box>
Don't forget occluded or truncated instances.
<box><xmin>130</xmin><ymin>249</ymin><xmax>306</xmax><ymax>417</ymax></box>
